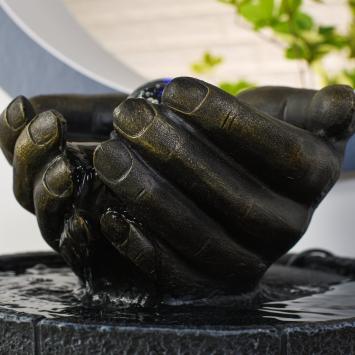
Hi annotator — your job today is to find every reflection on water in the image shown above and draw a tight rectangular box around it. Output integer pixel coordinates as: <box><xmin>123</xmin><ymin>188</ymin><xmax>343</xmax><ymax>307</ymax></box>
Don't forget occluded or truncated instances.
<box><xmin>261</xmin><ymin>281</ymin><xmax>355</xmax><ymax>322</ymax></box>
<box><xmin>1</xmin><ymin>264</ymin><xmax>355</xmax><ymax>326</ymax></box>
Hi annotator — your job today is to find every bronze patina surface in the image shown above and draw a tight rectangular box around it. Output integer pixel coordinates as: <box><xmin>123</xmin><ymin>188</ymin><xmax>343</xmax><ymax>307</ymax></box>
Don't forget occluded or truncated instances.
<box><xmin>0</xmin><ymin>77</ymin><xmax>354</xmax><ymax>301</ymax></box>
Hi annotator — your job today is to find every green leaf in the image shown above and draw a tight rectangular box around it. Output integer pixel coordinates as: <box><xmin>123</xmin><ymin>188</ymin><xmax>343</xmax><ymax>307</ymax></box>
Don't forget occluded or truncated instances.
<box><xmin>293</xmin><ymin>12</ymin><xmax>313</xmax><ymax>31</ymax></box>
<box><xmin>318</xmin><ymin>26</ymin><xmax>334</xmax><ymax>36</ymax></box>
<box><xmin>279</xmin><ymin>0</ymin><xmax>302</xmax><ymax>15</ymax></box>
<box><xmin>317</xmin><ymin>27</ymin><xmax>348</xmax><ymax>50</ymax></box>
<box><xmin>214</xmin><ymin>0</ymin><xmax>355</xmax><ymax>87</ymax></box>
<box><xmin>219</xmin><ymin>80</ymin><xmax>255</xmax><ymax>95</ymax></box>
<box><xmin>239</xmin><ymin>0</ymin><xmax>274</xmax><ymax>29</ymax></box>
<box><xmin>271</xmin><ymin>20</ymin><xmax>290</xmax><ymax>34</ymax></box>
<box><xmin>285</xmin><ymin>42</ymin><xmax>308</xmax><ymax>60</ymax></box>
<box><xmin>191</xmin><ymin>52</ymin><xmax>224</xmax><ymax>74</ymax></box>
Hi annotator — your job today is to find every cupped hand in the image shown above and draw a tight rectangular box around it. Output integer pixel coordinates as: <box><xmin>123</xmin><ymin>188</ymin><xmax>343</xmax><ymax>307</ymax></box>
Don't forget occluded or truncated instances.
<box><xmin>0</xmin><ymin>94</ymin><xmax>139</xmax><ymax>290</ymax></box>
<box><xmin>1</xmin><ymin>79</ymin><xmax>353</xmax><ymax>299</ymax></box>
<box><xmin>93</xmin><ymin>78</ymin><xmax>354</xmax><ymax>296</ymax></box>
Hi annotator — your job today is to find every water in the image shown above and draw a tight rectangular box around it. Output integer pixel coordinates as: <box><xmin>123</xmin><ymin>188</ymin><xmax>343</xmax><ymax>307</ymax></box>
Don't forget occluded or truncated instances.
<box><xmin>1</xmin><ymin>264</ymin><xmax>355</xmax><ymax>326</ymax></box>
<box><xmin>261</xmin><ymin>281</ymin><xmax>355</xmax><ymax>322</ymax></box>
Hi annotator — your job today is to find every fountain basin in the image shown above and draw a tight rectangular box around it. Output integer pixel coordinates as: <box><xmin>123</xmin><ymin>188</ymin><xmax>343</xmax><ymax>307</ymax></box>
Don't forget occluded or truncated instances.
<box><xmin>1</xmin><ymin>251</ymin><xmax>355</xmax><ymax>354</ymax></box>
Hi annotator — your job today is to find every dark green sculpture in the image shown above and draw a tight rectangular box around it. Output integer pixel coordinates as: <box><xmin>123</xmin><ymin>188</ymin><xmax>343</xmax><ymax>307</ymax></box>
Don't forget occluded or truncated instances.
<box><xmin>0</xmin><ymin>77</ymin><xmax>354</xmax><ymax>301</ymax></box>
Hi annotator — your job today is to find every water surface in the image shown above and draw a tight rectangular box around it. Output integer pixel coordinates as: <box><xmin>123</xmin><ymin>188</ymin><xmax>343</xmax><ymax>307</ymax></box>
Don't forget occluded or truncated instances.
<box><xmin>1</xmin><ymin>264</ymin><xmax>354</xmax><ymax>326</ymax></box>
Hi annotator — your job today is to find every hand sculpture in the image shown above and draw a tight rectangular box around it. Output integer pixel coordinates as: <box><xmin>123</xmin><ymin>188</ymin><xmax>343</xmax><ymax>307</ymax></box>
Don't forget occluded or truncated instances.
<box><xmin>0</xmin><ymin>78</ymin><xmax>354</xmax><ymax>300</ymax></box>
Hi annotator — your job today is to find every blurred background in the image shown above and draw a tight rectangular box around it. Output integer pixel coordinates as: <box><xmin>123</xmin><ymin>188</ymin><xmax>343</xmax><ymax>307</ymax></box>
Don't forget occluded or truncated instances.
<box><xmin>65</xmin><ymin>0</ymin><xmax>353</xmax><ymax>90</ymax></box>
<box><xmin>0</xmin><ymin>0</ymin><xmax>355</xmax><ymax>256</ymax></box>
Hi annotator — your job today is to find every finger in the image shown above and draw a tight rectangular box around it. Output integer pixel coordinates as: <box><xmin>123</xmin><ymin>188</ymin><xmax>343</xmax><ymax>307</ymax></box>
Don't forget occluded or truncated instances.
<box><xmin>112</xmin><ymin>98</ymin><xmax>308</xmax><ymax>258</ymax></box>
<box><xmin>33</xmin><ymin>155</ymin><xmax>74</xmax><ymax>251</ymax></box>
<box><xmin>94</xmin><ymin>139</ymin><xmax>266</xmax><ymax>281</ymax></box>
<box><xmin>100</xmin><ymin>211</ymin><xmax>156</xmax><ymax>280</ymax></box>
<box><xmin>307</xmin><ymin>85</ymin><xmax>355</xmax><ymax>140</ymax></box>
<box><xmin>0</xmin><ymin>96</ymin><xmax>35</xmax><ymax>164</ymax></box>
<box><xmin>162</xmin><ymin>77</ymin><xmax>340</xmax><ymax>200</ymax></box>
<box><xmin>101</xmin><ymin>210</ymin><xmax>235</xmax><ymax>296</ymax></box>
<box><xmin>60</xmin><ymin>209</ymin><xmax>141</xmax><ymax>291</ymax></box>
<box><xmin>59</xmin><ymin>213</ymin><xmax>92</xmax><ymax>281</ymax></box>
<box><xmin>237</xmin><ymin>85</ymin><xmax>355</xmax><ymax>139</ymax></box>
<box><xmin>237</xmin><ymin>86</ymin><xmax>316</xmax><ymax>129</ymax></box>
<box><xmin>30</xmin><ymin>94</ymin><xmax>126</xmax><ymax>141</ymax></box>
<box><xmin>13</xmin><ymin>110</ymin><xmax>66</xmax><ymax>212</ymax></box>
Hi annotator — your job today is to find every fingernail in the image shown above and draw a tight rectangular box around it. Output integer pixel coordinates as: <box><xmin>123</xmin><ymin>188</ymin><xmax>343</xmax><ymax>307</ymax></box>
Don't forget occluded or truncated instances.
<box><xmin>113</xmin><ymin>98</ymin><xmax>155</xmax><ymax>137</ymax></box>
<box><xmin>44</xmin><ymin>156</ymin><xmax>73</xmax><ymax>197</ymax></box>
<box><xmin>6</xmin><ymin>96</ymin><xmax>33</xmax><ymax>130</ymax></box>
<box><xmin>29</xmin><ymin>111</ymin><xmax>61</xmax><ymax>145</ymax></box>
<box><xmin>101</xmin><ymin>211</ymin><xmax>130</xmax><ymax>245</ymax></box>
<box><xmin>162</xmin><ymin>77</ymin><xmax>208</xmax><ymax>114</ymax></box>
<box><xmin>94</xmin><ymin>140</ymin><xmax>133</xmax><ymax>183</ymax></box>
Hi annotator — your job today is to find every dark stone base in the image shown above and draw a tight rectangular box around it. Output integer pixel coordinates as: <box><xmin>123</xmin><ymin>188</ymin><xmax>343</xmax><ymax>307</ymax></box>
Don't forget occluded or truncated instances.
<box><xmin>0</xmin><ymin>252</ymin><xmax>355</xmax><ymax>355</ymax></box>
<box><xmin>2</xmin><ymin>309</ymin><xmax>355</xmax><ymax>355</ymax></box>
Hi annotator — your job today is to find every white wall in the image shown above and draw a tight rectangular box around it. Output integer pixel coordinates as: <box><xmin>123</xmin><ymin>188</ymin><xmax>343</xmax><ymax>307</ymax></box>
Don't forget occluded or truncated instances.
<box><xmin>292</xmin><ymin>175</ymin><xmax>355</xmax><ymax>257</ymax></box>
